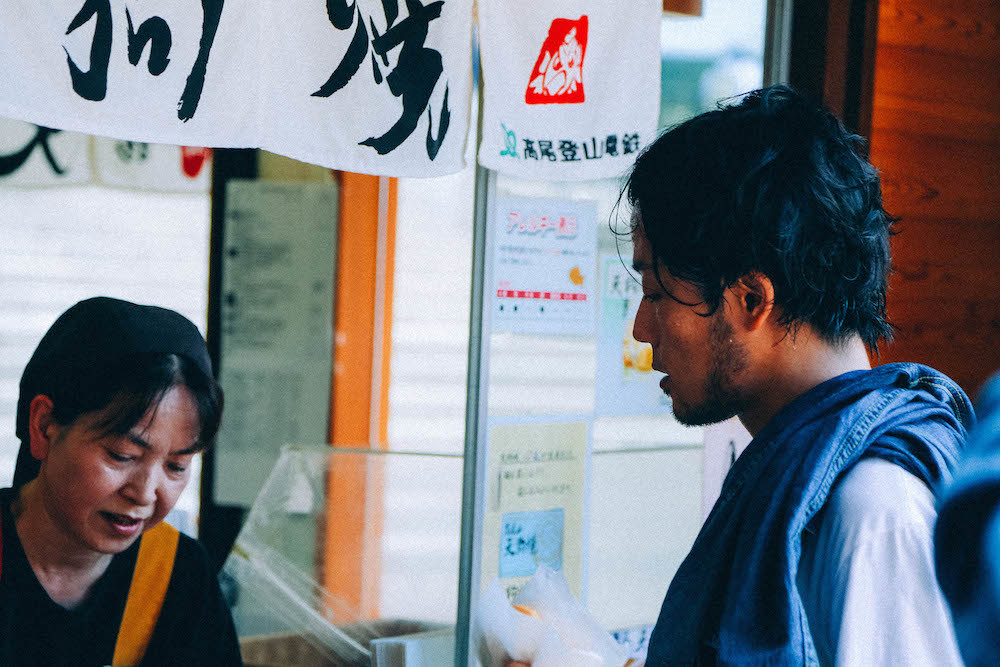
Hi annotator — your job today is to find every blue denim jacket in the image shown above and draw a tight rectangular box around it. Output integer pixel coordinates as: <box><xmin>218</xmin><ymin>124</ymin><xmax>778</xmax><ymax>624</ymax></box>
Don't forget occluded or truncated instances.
<box><xmin>935</xmin><ymin>371</ymin><xmax>1000</xmax><ymax>666</ymax></box>
<box><xmin>645</xmin><ymin>363</ymin><xmax>973</xmax><ymax>666</ymax></box>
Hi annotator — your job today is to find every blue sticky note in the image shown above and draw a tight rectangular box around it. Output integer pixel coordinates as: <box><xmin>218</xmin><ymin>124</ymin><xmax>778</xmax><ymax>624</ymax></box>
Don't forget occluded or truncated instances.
<box><xmin>499</xmin><ymin>508</ymin><xmax>564</xmax><ymax>578</ymax></box>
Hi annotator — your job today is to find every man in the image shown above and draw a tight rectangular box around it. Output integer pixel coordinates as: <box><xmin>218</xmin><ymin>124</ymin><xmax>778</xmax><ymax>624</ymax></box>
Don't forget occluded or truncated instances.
<box><xmin>935</xmin><ymin>371</ymin><xmax>1000</xmax><ymax>666</ymax></box>
<box><xmin>628</xmin><ymin>86</ymin><xmax>971</xmax><ymax>665</ymax></box>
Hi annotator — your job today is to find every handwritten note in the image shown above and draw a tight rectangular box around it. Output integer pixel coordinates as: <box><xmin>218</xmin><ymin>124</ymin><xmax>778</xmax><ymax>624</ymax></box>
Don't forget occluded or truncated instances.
<box><xmin>482</xmin><ymin>419</ymin><xmax>589</xmax><ymax>599</ymax></box>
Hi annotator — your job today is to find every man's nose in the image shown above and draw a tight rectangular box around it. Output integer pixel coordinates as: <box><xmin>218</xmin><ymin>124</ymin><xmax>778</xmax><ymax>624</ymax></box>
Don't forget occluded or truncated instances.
<box><xmin>633</xmin><ymin>302</ymin><xmax>652</xmax><ymax>343</ymax></box>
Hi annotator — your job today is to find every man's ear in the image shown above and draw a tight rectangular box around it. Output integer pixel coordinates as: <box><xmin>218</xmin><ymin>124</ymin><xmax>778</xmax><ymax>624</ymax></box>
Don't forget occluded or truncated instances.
<box><xmin>730</xmin><ymin>272</ymin><xmax>775</xmax><ymax>332</ymax></box>
<box><xmin>28</xmin><ymin>395</ymin><xmax>59</xmax><ymax>462</ymax></box>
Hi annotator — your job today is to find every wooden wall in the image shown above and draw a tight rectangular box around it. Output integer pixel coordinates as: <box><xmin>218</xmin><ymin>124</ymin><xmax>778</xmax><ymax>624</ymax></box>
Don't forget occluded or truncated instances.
<box><xmin>868</xmin><ymin>0</ymin><xmax>1000</xmax><ymax>399</ymax></box>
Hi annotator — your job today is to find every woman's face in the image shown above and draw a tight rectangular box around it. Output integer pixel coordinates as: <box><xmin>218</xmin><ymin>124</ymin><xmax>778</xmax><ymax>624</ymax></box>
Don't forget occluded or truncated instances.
<box><xmin>38</xmin><ymin>385</ymin><xmax>201</xmax><ymax>556</ymax></box>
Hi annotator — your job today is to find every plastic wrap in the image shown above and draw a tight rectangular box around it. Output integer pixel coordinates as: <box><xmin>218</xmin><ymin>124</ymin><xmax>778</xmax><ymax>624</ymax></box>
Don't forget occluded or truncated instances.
<box><xmin>221</xmin><ymin>446</ymin><xmax>449</xmax><ymax>666</ymax></box>
<box><xmin>474</xmin><ymin>565</ymin><xmax>630</xmax><ymax>667</ymax></box>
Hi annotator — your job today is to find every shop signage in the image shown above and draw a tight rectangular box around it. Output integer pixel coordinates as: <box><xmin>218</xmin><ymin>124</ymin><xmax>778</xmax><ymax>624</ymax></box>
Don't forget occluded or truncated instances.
<box><xmin>490</xmin><ymin>195</ymin><xmax>597</xmax><ymax>336</ymax></box>
<box><xmin>478</xmin><ymin>0</ymin><xmax>661</xmax><ymax>181</ymax></box>
<box><xmin>0</xmin><ymin>118</ymin><xmax>212</xmax><ymax>191</ymax></box>
<box><xmin>0</xmin><ymin>0</ymin><xmax>474</xmax><ymax>178</ymax></box>
<box><xmin>92</xmin><ymin>138</ymin><xmax>212</xmax><ymax>192</ymax></box>
<box><xmin>0</xmin><ymin>119</ymin><xmax>91</xmax><ymax>186</ymax></box>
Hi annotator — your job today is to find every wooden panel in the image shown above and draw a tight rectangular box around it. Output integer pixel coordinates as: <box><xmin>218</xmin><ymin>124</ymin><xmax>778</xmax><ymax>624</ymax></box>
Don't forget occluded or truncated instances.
<box><xmin>872</xmin><ymin>48</ymin><xmax>1000</xmax><ymax>143</ymax></box>
<box><xmin>877</xmin><ymin>0</ymin><xmax>1000</xmax><ymax>60</ymax></box>
<box><xmin>871</xmin><ymin>90</ymin><xmax>1000</xmax><ymax>146</ymax></box>
<box><xmin>873</xmin><ymin>131</ymin><xmax>1000</xmax><ymax>222</ymax></box>
<box><xmin>891</xmin><ymin>218</ymin><xmax>1000</xmax><ymax>271</ymax></box>
<box><xmin>886</xmin><ymin>297</ymin><xmax>1000</xmax><ymax>349</ymax></box>
<box><xmin>873</xmin><ymin>45</ymin><xmax>1000</xmax><ymax>115</ymax></box>
<box><xmin>870</xmin><ymin>0</ymin><xmax>1000</xmax><ymax>397</ymax></box>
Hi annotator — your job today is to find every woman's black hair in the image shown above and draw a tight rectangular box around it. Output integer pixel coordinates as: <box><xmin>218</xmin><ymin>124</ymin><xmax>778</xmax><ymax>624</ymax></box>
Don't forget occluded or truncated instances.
<box><xmin>53</xmin><ymin>352</ymin><xmax>224</xmax><ymax>448</ymax></box>
<box><xmin>13</xmin><ymin>297</ymin><xmax>223</xmax><ymax>488</ymax></box>
<box><xmin>621</xmin><ymin>84</ymin><xmax>897</xmax><ymax>351</ymax></box>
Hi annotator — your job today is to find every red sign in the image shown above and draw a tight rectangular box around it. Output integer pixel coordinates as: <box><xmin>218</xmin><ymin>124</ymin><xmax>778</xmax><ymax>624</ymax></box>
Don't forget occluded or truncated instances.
<box><xmin>525</xmin><ymin>16</ymin><xmax>588</xmax><ymax>105</ymax></box>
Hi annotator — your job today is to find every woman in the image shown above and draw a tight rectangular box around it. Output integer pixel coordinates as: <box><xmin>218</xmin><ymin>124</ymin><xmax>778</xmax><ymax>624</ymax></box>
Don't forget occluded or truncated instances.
<box><xmin>0</xmin><ymin>297</ymin><xmax>242</xmax><ymax>665</ymax></box>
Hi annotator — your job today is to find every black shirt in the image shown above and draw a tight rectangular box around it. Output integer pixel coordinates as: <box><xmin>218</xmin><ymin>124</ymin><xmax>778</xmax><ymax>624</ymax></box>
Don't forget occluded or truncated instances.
<box><xmin>0</xmin><ymin>489</ymin><xmax>242</xmax><ymax>666</ymax></box>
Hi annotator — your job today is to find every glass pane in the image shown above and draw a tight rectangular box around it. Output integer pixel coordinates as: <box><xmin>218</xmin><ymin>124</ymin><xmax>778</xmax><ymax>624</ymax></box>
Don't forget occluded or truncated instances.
<box><xmin>225</xmin><ymin>446</ymin><xmax>463</xmax><ymax>666</ymax></box>
<box><xmin>660</xmin><ymin>3</ymin><xmax>767</xmax><ymax>125</ymax></box>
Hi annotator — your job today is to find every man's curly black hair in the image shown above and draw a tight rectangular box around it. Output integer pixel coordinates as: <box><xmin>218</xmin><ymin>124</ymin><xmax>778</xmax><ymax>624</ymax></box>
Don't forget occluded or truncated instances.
<box><xmin>625</xmin><ymin>84</ymin><xmax>897</xmax><ymax>352</ymax></box>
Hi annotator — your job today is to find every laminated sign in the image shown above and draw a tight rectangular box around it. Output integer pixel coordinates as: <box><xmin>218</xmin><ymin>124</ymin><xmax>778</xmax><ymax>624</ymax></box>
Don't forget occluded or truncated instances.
<box><xmin>478</xmin><ymin>0</ymin><xmax>661</xmax><ymax>181</ymax></box>
<box><xmin>0</xmin><ymin>0</ymin><xmax>474</xmax><ymax>177</ymax></box>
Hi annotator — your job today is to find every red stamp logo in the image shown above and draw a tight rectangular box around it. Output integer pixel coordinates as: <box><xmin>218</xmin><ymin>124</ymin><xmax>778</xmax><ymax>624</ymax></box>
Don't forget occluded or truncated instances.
<box><xmin>525</xmin><ymin>16</ymin><xmax>588</xmax><ymax>105</ymax></box>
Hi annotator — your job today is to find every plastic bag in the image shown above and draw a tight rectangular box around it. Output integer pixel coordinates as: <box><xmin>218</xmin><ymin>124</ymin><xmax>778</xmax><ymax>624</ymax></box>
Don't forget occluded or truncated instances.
<box><xmin>474</xmin><ymin>566</ymin><xmax>629</xmax><ymax>667</ymax></box>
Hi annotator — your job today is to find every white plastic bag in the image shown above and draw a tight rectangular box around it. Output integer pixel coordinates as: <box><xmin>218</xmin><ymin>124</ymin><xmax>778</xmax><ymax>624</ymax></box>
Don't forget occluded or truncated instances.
<box><xmin>474</xmin><ymin>566</ymin><xmax>628</xmax><ymax>667</ymax></box>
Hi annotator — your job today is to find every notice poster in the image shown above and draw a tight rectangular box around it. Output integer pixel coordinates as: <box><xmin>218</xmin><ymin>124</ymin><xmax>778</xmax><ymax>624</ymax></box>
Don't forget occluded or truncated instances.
<box><xmin>481</xmin><ymin>418</ymin><xmax>590</xmax><ymax>600</ymax></box>
<box><xmin>595</xmin><ymin>253</ymin><xmax>671</xmax><ymax>416</ymax></box>
<box><xmin>491</xmin><ymin>195</ymin><xmax>597</xmax><ymax>336</ymax></box>
<box><xmin>214</xmin><ymin>180</ymin><xmax>338</xmax><ymax>506</ymax></box>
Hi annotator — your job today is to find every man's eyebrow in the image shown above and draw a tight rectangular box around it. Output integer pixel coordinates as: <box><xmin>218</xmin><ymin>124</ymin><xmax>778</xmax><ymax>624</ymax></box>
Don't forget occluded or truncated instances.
<box><xmin>127</xmin><ymin>433</ymin><xmax>202</xmax><ymax>456</ymax></box>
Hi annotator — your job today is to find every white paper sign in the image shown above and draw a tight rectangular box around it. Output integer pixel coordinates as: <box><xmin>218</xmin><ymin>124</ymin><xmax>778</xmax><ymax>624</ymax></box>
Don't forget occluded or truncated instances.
<box><xmin>478</xmin><ymin>0</ymin><xmax>661</xmax><ymax>180</ymax></box>
<box><xmin>214</xmin><ymin>180</ymin><xmax>338</xmax><ymax>506</ymax></box>
<box><xmin>491</xmin><ymin>195</ymin><xmax>597</xmax><ymax>336</ymax></box>
<box><xmin>0</xmin><ymin>0</ymin><xmax>473</xmax><ymax>177</ymax></box>
<box><xmin>93</xmin><ymin>139</ymin><xmax>211</xmax><ymax>192</ymax></box>
<box><xmin>0</xmin><ymin>118</ymin><xmax>91</xmax><ymax>186</ymax></box>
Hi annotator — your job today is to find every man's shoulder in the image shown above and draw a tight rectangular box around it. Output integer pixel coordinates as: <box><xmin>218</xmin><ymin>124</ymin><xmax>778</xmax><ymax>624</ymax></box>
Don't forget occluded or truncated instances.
<box><xmin>822</xmin><ymin>457</ymin><xmax>936</xmax><ymax>540</ymax></box>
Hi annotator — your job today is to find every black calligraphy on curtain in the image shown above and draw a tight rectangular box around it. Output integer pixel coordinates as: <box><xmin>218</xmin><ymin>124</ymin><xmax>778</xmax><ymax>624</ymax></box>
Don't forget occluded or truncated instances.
<box><xmin>63</xmin><ymin>0</ymin><xmax>224</xmax><ymax>122</ymax></box>
<box><xmin>314</xmin><ymin>0</ymin><xmax>452</xmax><ymax>160</ymax></box>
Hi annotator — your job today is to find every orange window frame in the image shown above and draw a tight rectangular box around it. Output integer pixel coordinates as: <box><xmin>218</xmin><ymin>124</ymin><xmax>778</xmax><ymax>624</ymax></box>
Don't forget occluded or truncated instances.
<box><xmin>323</xmin><ymin>172</ymin><xmax>397</xmax><ymax>620</ymax></box>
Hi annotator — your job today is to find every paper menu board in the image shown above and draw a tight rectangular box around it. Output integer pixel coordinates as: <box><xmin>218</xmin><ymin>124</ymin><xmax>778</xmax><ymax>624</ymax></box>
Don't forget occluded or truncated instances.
<box><xmin>481</xmin><ymin>418</ymin><xmax>590</xmax><ymax>600</ymax></box>
<box><xmin>491</xmin><ymin>195</ymin><xmax>597</xmax><ymax>336</ymax></box>
<box><xmin>214</xmin><ymin>179</ymin><xmax>338</xmax><ymax>506</ymax></box>
<box><xmin>595</xmin><ymin>253</ymin><xmax>671</xmax><ymax>417</ymax></box>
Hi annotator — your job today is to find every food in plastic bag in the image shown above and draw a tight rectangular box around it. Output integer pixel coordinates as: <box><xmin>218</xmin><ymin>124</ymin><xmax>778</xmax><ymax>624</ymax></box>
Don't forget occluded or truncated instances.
<box><xmin>474</xmin><ymin>565</ymin><xmax>630</xmax><ymax>667</ymax></box>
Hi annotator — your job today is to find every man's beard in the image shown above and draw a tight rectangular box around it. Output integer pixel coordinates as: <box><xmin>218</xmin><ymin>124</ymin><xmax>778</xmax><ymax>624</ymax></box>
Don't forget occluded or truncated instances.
<box><xmin>673</xmin><ymin>313</ymin><xmax>749</xmax><ymax>427</ymax></box>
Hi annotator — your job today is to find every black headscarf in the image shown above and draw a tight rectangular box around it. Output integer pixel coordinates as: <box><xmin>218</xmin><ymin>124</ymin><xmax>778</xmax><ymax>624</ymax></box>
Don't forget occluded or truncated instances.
<box><xmin>12</xmin><ymin>297</ymin><xmax>213</xmax><ymax>488</ymax></box>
